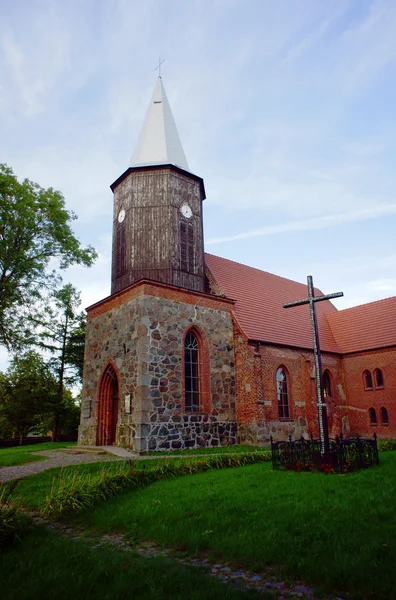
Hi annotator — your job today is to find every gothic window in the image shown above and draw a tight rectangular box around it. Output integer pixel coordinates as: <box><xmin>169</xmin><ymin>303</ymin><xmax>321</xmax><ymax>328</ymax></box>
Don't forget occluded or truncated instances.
<box><xmin>364</xmin><ymin>370</ymin><xmax>373</xmax><ymax>390</ymax></box>
<box><xmin>369</xmin><ymin>407</ymin><xmax>377</xmax><ymax>425</ymax></box>
<box><xmin>115</xmin><ymin>221</ymin><xmax>126</xmax><ymax>278</ymax></box>
<box><xmin>184</xmin><ymin>330</ymin><xmax>200</xmax><ymax>412</ymax></box>
<box><xmin>381</xmin><ymin>407</ymin><xmax>389</xmax><ymax>425</ymax></box>
<box><xmin>276</xmin><ymin>367</ymin><xmax>290</xmax><ymax>420</ymax></box>
<box><xmin>374</xmin><ymin>369</ymin><xmax>384</xmax><ymax>388</ymax></box>
<box><xmin>323</xmin><ymin>370</ymin><xmax>332</xmax><ymax>398</ymax></box>
<box><xmin>180</xmin><ymin>221</ymin><xmax>194</xmax><ymax>273</ymax></box>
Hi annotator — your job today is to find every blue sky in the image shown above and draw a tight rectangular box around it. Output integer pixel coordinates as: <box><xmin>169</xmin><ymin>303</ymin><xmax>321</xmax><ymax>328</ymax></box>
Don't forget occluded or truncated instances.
<box><xmin>1</xmin><ymin>0</ymin><xmax>396</xmax><ymax>368</ymax></box>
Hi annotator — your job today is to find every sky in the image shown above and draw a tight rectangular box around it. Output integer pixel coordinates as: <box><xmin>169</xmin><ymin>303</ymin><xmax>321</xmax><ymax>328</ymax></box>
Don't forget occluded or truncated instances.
<box><xmin>1</xmin><ymin>0</ymin><xmax>396</xmax><ymax>369</ymax></box>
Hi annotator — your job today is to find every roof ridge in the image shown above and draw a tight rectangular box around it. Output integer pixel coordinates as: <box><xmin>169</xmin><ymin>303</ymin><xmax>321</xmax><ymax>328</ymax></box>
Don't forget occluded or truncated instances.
<box><xmin>327</xmin><ymin>295</ymin><xmax>396</xmax><ymax>317</ymax></box>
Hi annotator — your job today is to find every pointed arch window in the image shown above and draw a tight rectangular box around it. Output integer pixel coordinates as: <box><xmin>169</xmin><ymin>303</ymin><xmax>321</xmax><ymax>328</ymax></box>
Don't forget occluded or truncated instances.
<box><xmin>364</xmin><ymin>370</ymin><xmax>373</xmax><ymax>390</ymax></box>
<box><xmin>381</xmin><ymin>407</ymin><xmax>389</xmax><ymax>425</ymax></box>
<box><xmin>323</xmin><ymin>370</ymin><xmax>332</xmax><ymax>398</ymax></box>
<box><xmin>374</xmin><ymin>369</ymin><xmax>384</xmax><ymax>388</ymax></box>
<box><xmin>369</xmin><ymin>407</ymin><xmax>377</xmax><ymax>425</ymax></box>
<box><xmin>276</xmin><ymin>367</ymin><xmax>290</xmax><ymax>420</ymax></box>
<box><xmin>184</xmin><ymin>331</ymin><xmax>200</xmax><ymax>412</ymax></box>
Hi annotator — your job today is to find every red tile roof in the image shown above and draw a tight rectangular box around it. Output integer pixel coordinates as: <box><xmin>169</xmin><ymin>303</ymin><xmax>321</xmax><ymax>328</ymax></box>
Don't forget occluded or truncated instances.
<box><xmin>205</xmin><ymin>253</ymin><xmax>340</xmax><ymax>353</ymax></box>
<box><xmin>325</xmin><ymin>297</ymin><xmax>396</xmax><ymax>354</ymax></box>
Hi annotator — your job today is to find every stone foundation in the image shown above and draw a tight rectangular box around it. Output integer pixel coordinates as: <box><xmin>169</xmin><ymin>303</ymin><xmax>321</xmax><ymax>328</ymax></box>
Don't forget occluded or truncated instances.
<box><xmin>238</xmin><ymin>418</ymin><xmax>309</xmax><ymax>446</ymax></box>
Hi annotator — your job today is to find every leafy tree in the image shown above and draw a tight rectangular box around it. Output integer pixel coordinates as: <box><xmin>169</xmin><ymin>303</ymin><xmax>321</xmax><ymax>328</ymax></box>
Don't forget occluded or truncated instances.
<box><xmin>0</xmin><ymin>163</ymin><xmax>97</xmax><ymax>349</ymax></box>
<box><xmin>0</xmin><ymin>352</ymin><xmax>58</xmax><ymax>444</ymax></box>
<box><xmin>32</xmin><ymin>284</ymin><xmax>85</xmax><ymax>441</ymax></box>
<box><xmin>35</xmin><ymin>388</ymin><xmax>81</xmax><ymax>437</ymax></box>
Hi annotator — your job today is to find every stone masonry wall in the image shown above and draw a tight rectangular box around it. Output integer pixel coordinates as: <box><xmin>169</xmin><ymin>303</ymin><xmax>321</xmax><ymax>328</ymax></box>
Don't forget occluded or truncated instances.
<box><xmin>78</xmin><ymin>293</ymin><xmax>142</xmax><ymax>448</ymax></box>
<box><xmin>136</xmin><ymin>294</ymin><xmax>237</xmax><ymax>451</ymax></box>
<box><xmin>79</xmin><ymin>282</ymin><xmax>237</xmax><ymax>452</ymax></box>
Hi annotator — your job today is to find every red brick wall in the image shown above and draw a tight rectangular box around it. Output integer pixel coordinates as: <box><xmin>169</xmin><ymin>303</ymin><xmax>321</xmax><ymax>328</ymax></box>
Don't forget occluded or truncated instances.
<box><xmin>257</xmin><ymin>344</ymin><xmax>345</xmax><ymax>439</ymax></box>
<box><xmin>342</xmin><ymin>348</ymin><xmax>396</xmax><ymax>439</ymax></box>
<box><xmin>233</xmin><ymin>318</ymin><xmax>258</xmax><ymax>424</ymax></box>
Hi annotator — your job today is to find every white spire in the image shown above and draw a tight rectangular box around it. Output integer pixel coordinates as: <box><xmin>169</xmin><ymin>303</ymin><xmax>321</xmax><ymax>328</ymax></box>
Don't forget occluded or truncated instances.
<box><xmin>130</xmin><ymin>77</ymin><xmax>189</xmax><ymax>172</ymax></box>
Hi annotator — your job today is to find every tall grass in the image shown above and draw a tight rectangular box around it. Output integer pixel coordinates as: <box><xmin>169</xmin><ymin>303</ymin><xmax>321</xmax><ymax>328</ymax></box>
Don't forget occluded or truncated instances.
<box><xmin>0</xmin><ymin>481</ymin><xmax>30</xmax><ymax>548</ymax></box>
<box><xmin>42</xmin><ymin>452</ymin><xmax>271</xmax><ymax>516</ymax></box>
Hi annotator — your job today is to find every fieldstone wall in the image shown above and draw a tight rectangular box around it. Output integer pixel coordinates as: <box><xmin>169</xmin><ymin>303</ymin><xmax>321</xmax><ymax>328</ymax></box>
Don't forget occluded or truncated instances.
<box><xmin>79</xmin><ymin>282</ymin><xmax>237</xmax><ymax>452</ymax></box>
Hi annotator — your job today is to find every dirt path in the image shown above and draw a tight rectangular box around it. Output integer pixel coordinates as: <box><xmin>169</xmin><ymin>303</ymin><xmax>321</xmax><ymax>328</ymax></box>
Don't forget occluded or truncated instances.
<box><xmin>0</xmin><ymin>451</ymin><xmax>122</xmax><ymax>483</ymax></box>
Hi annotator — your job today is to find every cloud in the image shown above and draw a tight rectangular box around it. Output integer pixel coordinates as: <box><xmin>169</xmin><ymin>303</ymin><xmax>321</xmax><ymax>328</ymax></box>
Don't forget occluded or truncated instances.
<box><xmin>206</xmin><ymin>204</ymin><xmax>396</xmax><ymax>245</ymax></box>
<box><xmin>0</xmin><ymin>9</ymin><xmax>71</xmax><ymax>117</ymax></box>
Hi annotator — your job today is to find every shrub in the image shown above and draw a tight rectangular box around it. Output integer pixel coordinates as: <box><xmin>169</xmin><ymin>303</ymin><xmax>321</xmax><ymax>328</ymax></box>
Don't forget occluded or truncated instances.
<box><xmin>378</xmin><ymin>440</ymin><xmax>396</xmax><ymax>452</ymax></box>
<box><xmin>0</xmin><ymin>481</ymin><xmax>30</xmax><ymax>549</ymax></box>
<box><xmin>42</xmin><ymin>451</ymin><xmax>271</xmax><ymax>517</ymax></box>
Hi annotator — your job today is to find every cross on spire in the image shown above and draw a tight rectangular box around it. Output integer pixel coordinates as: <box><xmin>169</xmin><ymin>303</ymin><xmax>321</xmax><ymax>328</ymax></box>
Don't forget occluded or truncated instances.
<box><xmin>155</xmin><ymin>57</ymin><xmax>165</xmax><ymax>78</ymax></box>
<box><xmin>283</xmin><ymin>276</ymin><xmax>343</xmax><ymax>454</ymax></box>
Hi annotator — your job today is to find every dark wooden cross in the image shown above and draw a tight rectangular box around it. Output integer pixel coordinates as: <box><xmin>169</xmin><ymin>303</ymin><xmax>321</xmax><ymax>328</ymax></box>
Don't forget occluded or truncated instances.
<box><xmin>155</xmin><ymin>57</ymin><xmax>165</xmax><ymax>77</ymax></box>
<box><xmin>283</xmin><ymin>276</ymin><xmax>343</xmax><ymax>454</ymax></box>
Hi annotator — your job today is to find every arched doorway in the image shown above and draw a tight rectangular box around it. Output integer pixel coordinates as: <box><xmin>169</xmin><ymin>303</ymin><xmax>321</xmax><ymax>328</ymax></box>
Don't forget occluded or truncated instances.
<box><xmin>97</xmin><ymin>364</ymin><xmax>119</xmax><ymax>446</ymax></box>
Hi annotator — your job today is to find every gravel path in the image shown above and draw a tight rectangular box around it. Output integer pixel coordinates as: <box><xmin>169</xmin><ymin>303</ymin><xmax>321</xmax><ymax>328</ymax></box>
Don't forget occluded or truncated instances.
<box><xmin>29</xmin><ymin>513</ymin><xmax>344</xmax><ymax>600</ymax></box>
<box><xmin>0</xmin><ymin>451</ymin><xmax>123</xmax><ymax>483</ymax></box>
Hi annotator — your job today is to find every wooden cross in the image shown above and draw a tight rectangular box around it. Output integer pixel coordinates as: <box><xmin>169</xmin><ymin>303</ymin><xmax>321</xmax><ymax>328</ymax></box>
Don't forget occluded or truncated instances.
<box><xmin>283</xmin><ymin>276</ymin><xmax>343</xmax><ymax>454</ymax></box>
<box><xmin>155</xmin><ymin>57</ymin><xmax>165</xmax><ymax>77</ymax></box>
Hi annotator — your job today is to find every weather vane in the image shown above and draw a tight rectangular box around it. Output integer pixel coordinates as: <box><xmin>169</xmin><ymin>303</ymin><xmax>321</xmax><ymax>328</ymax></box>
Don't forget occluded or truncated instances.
<box><xmin>155</xmin><ymin>57</ymin><xmax>165</xmax><ymax>78</ymax></box>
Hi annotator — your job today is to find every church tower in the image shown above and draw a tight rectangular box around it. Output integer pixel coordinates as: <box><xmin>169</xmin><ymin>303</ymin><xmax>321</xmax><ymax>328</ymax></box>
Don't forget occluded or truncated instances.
<box><xmin>110</xmin><ymin>77</ymin><xmax>206</xmax><ymax>294</ymax></box>
<box><xmin>79</xmin><ymin>76</ymin><xmax>237</xmax><ymax>454</ymax></box>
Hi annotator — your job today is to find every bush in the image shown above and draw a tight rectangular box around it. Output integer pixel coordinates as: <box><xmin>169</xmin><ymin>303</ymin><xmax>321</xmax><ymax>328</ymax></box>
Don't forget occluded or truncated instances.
<box><xmin>0</xmin><ymin>481</ymin><xmax>30</xmax><ymax>549</ymax></box>
<box><xmin>42</xmin><ymin>451</ymin><xmax>271</xmax><ymax>517</ymax></box>
<box><xmin>378</xmin><ymin>439</ymin><xmax>396</xmax><ymax>452</ymax></box>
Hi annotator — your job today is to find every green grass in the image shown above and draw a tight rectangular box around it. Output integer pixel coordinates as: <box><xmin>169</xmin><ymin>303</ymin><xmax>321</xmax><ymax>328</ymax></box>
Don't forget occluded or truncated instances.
<box><xmin>0</xmin><ymin>527</ymin><xmax>260</xmax><ymax>600</ymax></box>
<box><xmin>8</xmin><ymin>451</ymin><xmax>396</xmax><ymax>599</ymax></box>
<box><xmin>144</xmin><ymin>444</ymin><xmax>269</xmax><ymax>456</ymax></box>
<box><xmin>0</xmin><ymin>442</ymin><xmax>76</xmax><ymax>467</ymax></box>
<box><xmin>66</xmin><ymin>453</ymin><xmax>395</xmax><ymax>600</ymax></box>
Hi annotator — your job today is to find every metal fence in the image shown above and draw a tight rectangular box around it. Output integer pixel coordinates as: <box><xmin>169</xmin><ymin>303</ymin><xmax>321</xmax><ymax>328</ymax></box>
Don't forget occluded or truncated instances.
<box><xmin>270</xmin><ymin>434</ymin><xmax>379</xmax><ymax>473</ymax></box>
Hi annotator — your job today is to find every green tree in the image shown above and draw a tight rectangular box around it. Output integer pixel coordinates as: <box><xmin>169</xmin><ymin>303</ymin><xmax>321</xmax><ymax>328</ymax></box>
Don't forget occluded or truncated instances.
<box><xmin>0</xmin><ymin>163</ymin><xmax>97</xmax><ymax>349</ymax></box>
<box><xmin>0</xmin><ymin>352</ymin><xmax>58</xmax><ymax>444</ymax></box>
<box><xmin>32</xmin><ymin>284</ymin><xmax>86</xmax><ymax>441</ymax></box>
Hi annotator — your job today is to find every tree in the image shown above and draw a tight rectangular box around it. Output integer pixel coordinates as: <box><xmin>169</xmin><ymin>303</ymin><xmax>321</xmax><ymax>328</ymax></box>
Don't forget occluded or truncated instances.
<box><xmin>0</xmin><ymin>352</ymin><xmax>58</xmax><ymax>444</ymax></box>
<box><xmin>32</xmin><ymin>284</ymin><xmax>86</xmax><ymax>441</ymax></box>
<box><xmin>0</xmin><ymin>164</ymin><xmax>97</xmax><ymax>349</ymax></box>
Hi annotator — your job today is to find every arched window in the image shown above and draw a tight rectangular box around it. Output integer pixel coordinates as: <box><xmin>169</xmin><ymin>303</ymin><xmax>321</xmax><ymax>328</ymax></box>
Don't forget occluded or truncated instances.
<box><xmin>184</xmin><ymin>330</ymin><xmax>200</xmax><ymax>412</ymax></box>
<box><xmin>323</xmin><ymin>370</ymin><xmax>332</xmax><ymax>398</ymax></box>
<box><xmin>276</xmin><ymin>367</ymin><xmax>290</xmax><ymax>420</ymax></box>
<box><xmin>381</xmin><ymin>407</ymin><xmax>389</xmax><ymax>425</ymax></box>
<box><xmin>369</xmin><ymin>408</ymin><xmax>377</xmax><ymax>425</ymax></box>
<box><xmin>374</xmin><ymin>369</ymin><xmax>384</xmax><ymax>388</ymax></box>
<box><xmin>364</xmin><ymin>370</ymin><xmax>373</xmax><ymax>390</ymax></box>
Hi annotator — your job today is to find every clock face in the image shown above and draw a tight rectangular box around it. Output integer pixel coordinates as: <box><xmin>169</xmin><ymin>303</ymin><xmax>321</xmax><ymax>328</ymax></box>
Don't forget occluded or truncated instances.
<box><xmin>118</xmin><ymin>209</ymin><xmax>125</xmax><ymax>223</ymax></box>
<box><xmin>180</xmin><ymin>203</ymin><xmax>192</xmax><ymax>219</ymax></box>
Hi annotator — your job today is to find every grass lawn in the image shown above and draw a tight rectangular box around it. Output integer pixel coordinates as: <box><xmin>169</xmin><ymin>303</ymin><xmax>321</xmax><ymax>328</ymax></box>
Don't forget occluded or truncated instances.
<box><xmin>6</xmin><ymin>451</ymin><xmax>396</xmax><ymax>599</ymax></box>
<box><xmin>0</xmin><ymin>442</ymin><xmax>77</xmax><ymax>467</ymax></box>
<box><xmin>1</xmin><ymin>527</ymin><xmax>260</xmax><ymax>600</ymax></box>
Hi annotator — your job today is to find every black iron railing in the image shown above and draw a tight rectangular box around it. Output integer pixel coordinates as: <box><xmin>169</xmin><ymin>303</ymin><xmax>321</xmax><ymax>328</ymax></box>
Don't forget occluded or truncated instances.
<box><xmin>270</xmin><ymin>434</ymin><xmax>379</xmax><ymax>473</ymax></box>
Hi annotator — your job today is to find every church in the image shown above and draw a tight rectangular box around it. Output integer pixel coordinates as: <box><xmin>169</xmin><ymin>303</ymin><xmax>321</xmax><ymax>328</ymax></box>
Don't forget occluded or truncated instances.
<box><xmin>78</xmin><ymin>77</ymin><xmax>396</xmax><ymax>452</ymax></box>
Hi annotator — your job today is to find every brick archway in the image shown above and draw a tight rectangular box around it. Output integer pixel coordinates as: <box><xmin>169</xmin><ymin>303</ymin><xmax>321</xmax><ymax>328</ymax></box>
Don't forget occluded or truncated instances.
<box><xmin>96</xmin><ymin>364</ymin><xmax>119</xmax><ymax>446</ymax></box>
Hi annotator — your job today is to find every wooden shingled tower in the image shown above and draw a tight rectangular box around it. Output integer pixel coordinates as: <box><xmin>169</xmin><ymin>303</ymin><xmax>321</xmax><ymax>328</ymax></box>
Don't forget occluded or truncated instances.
<box><xmin>110</xmin><ymin>76</ymin><xmax>206</xmax><ymax>294</ymax></box>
